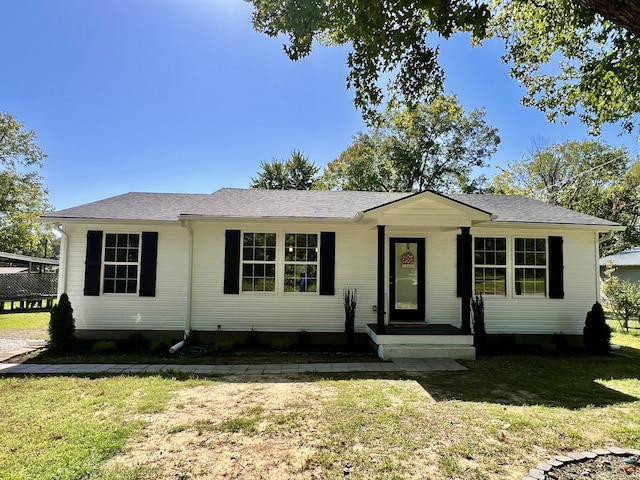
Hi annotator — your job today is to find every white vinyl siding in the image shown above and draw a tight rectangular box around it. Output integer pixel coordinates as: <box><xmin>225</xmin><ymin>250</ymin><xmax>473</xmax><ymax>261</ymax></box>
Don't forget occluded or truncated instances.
<box><xmin>62</xmin><ymin>223</ymin><xmax>189</xmax><ymax>331</ymax></box>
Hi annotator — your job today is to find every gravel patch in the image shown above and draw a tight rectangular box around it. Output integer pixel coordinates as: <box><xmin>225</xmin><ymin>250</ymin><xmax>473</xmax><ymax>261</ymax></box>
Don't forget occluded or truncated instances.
<box><xmin>0</xmin><ymin>337</ymin><xmax>27</xmax><ymax>355</ymax></box>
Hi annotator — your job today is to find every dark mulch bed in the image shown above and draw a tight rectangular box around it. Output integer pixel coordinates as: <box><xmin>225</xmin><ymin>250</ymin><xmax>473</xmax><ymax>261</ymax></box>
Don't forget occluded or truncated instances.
<box><xmin>547</xmin><ymin>454</ymin><xmax>639</xmax><ymax>479</ymax></box>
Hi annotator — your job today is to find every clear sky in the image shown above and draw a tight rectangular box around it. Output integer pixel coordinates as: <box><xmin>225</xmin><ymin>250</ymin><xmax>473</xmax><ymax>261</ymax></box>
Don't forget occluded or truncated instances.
<box><xmin>2</xmin><ymin>0</ymin><xmax>638</xmax><ymax>210</ymax></box>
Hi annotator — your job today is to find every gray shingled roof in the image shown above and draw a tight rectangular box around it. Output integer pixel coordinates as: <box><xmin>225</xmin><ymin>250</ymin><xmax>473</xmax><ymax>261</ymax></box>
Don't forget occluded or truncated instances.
<box><xmin>600</xmin><ymin>247</ymin><xmax>640</xmax><ymax>266</ymax></box>
<box><xmin>41</xmin><ymin>188</ymin><xmax>621</xmax><ymax>228</ymax></box>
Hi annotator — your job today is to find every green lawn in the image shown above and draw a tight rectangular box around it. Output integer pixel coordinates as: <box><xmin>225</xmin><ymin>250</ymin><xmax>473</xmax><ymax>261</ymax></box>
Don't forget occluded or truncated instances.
<box><xmin>0</xmin><ymin>311</ymin><xmax>49</xmax><ymax>332</ymax></box>
<box><xmin>0</xmin><ymin>331</ymin><xmax>639</xmax><ymax>479</ymax></box>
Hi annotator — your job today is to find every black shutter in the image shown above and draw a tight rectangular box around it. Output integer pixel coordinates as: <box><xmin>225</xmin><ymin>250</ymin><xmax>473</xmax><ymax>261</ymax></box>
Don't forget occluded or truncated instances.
<box><xmin>456</xmin><ymin>234</ymin><xmax>462</xmax><ymax>298</ymax></box>
<box><xmin>224</xmin><ymin>230</ymin><xmax>241</xmax><ymax>294</ymax></box>
<box><xmin>319</xmin><ymin>232</ymin><xmax>335</xmax><ymax>296</ymax></box>
<box><xmin>548</xmin><ymin>236</ymin><xmax>564</xmax><ymax>299</ymax></box>
<box><xmin>84</xmin><ymin>230</ymin><xmax>103</xmax><ymax>296</ymax></box>
<box><xmin>139</xmin><ymin>232</ymin><xmax>158</xmax><ymax>297</ymax></box>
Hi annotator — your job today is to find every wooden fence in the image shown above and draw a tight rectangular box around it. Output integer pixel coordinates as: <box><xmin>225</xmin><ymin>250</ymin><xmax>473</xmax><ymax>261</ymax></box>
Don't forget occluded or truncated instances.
<box><xmin>0</xmin><ymin>272</ymin><xmax>58</xmax><ymax>312</ymax></box>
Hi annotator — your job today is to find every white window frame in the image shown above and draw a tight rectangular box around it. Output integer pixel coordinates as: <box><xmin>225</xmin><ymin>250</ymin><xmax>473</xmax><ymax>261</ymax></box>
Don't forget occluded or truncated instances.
<box><xmin>283</xmin><ymin>233</ymin><xmax>319</xmax><ymax>294</ymax></box>
<box><xmin>513</xmin><ymin>237</ymin><xmax>548</xmax><ymax>297</ymax></box>
<box><xmin>102</xmin><ymin>232</ymin><xmax>141</xmax><ymax>294</ymax></box>
<box><xmin>473</xmin><ymin>236</ymin><xmax>507</xmax><ymax>296</ymax></box>
<box><xmin>241</xmin><ymin>232</ymin><xmax>277</xmax><ymax>293</ymax></box>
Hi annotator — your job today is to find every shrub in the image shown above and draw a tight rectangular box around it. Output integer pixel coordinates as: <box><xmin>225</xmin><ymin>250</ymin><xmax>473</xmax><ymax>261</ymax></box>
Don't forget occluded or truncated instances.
<box><xmin>584</xmin><ymin>302</ymin><xmax>611</xmax><ymax>354</ymax></box>
<box><xmin>471</xmin><ymin>295</ymin><xmax>486</xmax><ymax>351</ymax></box>
<box><xmin>128</xmin><ymin>331</ymin><xmax>148</xmax><ymax>350</ymax></box>
<box><xmin>91</xmin><ymin>340</ymin><xmax>117</xmax><ymax>354</ymax></box>
<box><xmin>601</xmin><ymin>262</ymin><xmax>640</xmax><ymax>331</ymax></box>
<box><xmin>271</xmin><ymin>337</ymin><xmax>293</xmax><ymax>351</ymax></box>
<box><xmin>246</xmin><ymin>329</ymin><xmax>261</xmax><ymax>347</ymax></box>
<box><xmin>48</xmin><ymin>293</ymin><xmax>75</xmax><ymax>349</ymax></box>
<box><xmin>343</xmin><ymin>288</ymin><xmax>357</xmax><ymax>347</ymax></box>
<box><xmin>149</xmin><ymin>338</ymin><xmax>171</xmax><ymax>353</ymax></box>
<box><xmin>213</xmin><ymin>341</ymin><xmax>236</xmax><ymax>353</ymax></box>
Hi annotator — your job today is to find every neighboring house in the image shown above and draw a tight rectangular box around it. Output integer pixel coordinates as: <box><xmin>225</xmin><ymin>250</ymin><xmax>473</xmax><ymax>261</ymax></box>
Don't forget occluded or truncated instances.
<box><xmin>600</xmin><ymin>247</ymin><xmax>640</xmax><ymax>285</ymax></box>
<box><xmin>40</xmin><ymin>188</ymin><xmax>624</xmax><ymax>359</ymax></box>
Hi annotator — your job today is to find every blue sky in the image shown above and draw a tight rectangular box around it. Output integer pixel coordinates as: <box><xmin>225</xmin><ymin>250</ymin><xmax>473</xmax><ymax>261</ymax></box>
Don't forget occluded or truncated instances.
<box><xmin>2</xmin><ymin>0</ymin><xmax>638</xmax><ymax>210</ymax></box>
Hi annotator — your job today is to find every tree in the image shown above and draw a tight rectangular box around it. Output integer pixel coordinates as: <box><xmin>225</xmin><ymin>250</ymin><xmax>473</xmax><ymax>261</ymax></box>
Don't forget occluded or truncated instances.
<box><xmin>250</xmin><ymin>150</ymin><xmax>320</xmax><ymax>190</ymax></box>
<box><xmin>319</xmin><ymin>95</ymin><xmax>500</xmax><ymax>193</ymax></box>
<box><xmin>248</xmin><ymin>0</ymin><xmax>640</xmax><ymax>132</ymax></box>
<box><xmin>601</xmin><ymin>263</ymin><xmax>640</xmax><ymax>332</ymax></box>
<box><xmin>489</xmin><ymin>139</ymin><xmax>640</xmax><ymax>254</ymax></box>
<box><xmin>0</xmin><ymin>112</ymin><xmax>54</xmax><ymax>257</ymax></box>
<box><xmin>492</xmin><ymin>0</ymin><xmax>640</xmax><ymax>134</ymax></box>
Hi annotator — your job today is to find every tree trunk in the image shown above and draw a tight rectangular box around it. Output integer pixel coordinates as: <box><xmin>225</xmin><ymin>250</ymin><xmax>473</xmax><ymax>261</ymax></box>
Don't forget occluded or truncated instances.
<box><xmin>578</xmin><ymin>0</ymin><xmax>640</xmax><ymax>36</ymax></box>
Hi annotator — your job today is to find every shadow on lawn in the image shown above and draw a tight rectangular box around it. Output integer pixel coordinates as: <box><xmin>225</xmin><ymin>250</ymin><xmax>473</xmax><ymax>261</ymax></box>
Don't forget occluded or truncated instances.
<box><xmin>420</xmin><ymin>347</ymin><xmax>640</xmax><ymax>409</ymax></box>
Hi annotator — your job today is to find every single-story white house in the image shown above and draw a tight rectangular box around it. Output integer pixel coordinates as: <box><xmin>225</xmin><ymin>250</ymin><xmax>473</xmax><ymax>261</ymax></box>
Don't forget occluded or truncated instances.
<box><xmin>600</xmin><ymin>247</ymin><xmax>640</xmax><ymax>285</ymax></box>
<box><xmin>40</xmin><ymin>188</ymin><xmax>624</xmax><ymax>359</ymax></box>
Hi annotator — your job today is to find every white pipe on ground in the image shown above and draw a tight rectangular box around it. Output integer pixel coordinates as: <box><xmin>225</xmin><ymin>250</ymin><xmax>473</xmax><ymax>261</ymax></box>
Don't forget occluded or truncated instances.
<box><xmin>169</xmin><ymin>340</ymin><xmax>185</xmax><ymax>354</ymax></box>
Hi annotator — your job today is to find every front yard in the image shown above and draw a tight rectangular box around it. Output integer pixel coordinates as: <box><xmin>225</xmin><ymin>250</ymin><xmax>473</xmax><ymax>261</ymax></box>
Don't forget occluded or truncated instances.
<box><xmin>0</xmin><ymin>316</ymin><xmax>639</xmax><ymax>479</ymax></box>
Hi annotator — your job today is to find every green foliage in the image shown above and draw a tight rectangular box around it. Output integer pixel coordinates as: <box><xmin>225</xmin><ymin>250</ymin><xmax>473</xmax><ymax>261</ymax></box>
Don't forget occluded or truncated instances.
<box><xmin>0</xmin><ymin>112</ymin><xmax>54</xmax><ymax>256</ymax></box>
<box><xmin>149</xmin><ymin>338</ymin><xmax>171</xmax><ymax>353</ymax></box>
<box><xmin>250</xmin><ymin>150</ymin><xmax>319</xmax><ymax>190</ymax></box>
<box><xmin>249</xmin><ymin>0</ymin><xmax>490</xmax><ymax>123</ymax></box>
<box><xmin>271</xmin><ymin>337</ymin><xmax>293</xmax><ymax>350</ymax></box>
<box><xmin>602</xmin><ymin>263</ymin><xmax>640</xmax><ymax>331</ymax></box>
<box><xmin>48</xmin><ymin>293</ymin><xmax>75</xmax><ymax>349</ymax></box>
<box><xmin>490</xmin><ymin>140</ymin><xmax>640</xmax><ymax>254</ymax></box>
<box><xmin>213</xmin><ymin>340</ymin><xmax>236</xmax><ymax>353</ymax></box>
<box><xmin>583</xmin><ymin>302</ymin><xmax>611</xmax><ymax>354</ymax></box>
<box><xmin>248</xmin><ymin>1</ymin><xmax>640</xmax><ymax>132</ymax></box>
<box><xmin>319</xmin><ymin>96</ymin><xmax>499</xmax><ymax>193</ymax></box>
<box><xmin>492</xmin><ymin>0</ymin><xmax>640</xmax><ymax>134</ymax></box>
<box><xmin>91</xmin><ymin>340</ymin><xmax>117</xmax><ymax>354</ymax></box>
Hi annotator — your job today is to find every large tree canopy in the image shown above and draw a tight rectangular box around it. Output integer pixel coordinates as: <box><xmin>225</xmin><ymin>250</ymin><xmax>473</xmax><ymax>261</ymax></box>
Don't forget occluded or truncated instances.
<box><xmin>248</xmin><ymin>0</ymin><xmax>640</xmax><ymax>132</ymax></box>
<box><xmin>0</xmin><ymin>112</ymin><xmax>53</xmax><ymax>257</ymax></box>
<box><xmin>250</xmin><ymin>150</ymin><xmax>320</xmax><ymax>190</ymax></box>
<box><xmin>489</xmin><ymin>139</ymin><xmax>640</xmax><ymax>254</ymax></box>
<box><xmin>318</xmin><ymin>95</ymin><xmax>500</xmax><ymax>193</ymax></box>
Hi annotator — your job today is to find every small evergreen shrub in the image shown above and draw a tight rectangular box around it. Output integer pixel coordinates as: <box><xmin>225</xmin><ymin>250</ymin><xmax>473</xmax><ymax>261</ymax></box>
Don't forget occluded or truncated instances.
<box><xmin>271</xmin><ymin>337</ymin><xmax>293</xmax><ymax>351</ymax></box>
<box><xmin>91</xmin><ymin>340</ymin><xmax>117</xmax><ymax>354</ymax></box>
<box><xmin>48</xmin><ymin>293</ymin><xmax>75</xmax><ymax>349</ymax></box>
<box><xmin>246</xmin><ymin>329</ymin><xmax>261</xmax><ymax>347</ymax></box>
<box><xmin>584</xmin><ymin>302</ymin><xmax>611</xmax><ymax>354</ymax></box>
<box><xmin>149</xmin><ymin>338</ymin><xmax>171</xmax><ymax>353</ymax></box>
<box><xmin>213</xmin><ymin>341</ymin><xmax>236</xmax><ymax>353</ymax></box>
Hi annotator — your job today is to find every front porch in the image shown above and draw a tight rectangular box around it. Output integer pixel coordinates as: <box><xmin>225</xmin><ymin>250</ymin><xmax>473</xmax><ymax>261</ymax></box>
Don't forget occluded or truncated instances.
<box><xmin>366</xmin><ymin>323</ymin><xmax>475</xmax><ymax>361</ymax></box>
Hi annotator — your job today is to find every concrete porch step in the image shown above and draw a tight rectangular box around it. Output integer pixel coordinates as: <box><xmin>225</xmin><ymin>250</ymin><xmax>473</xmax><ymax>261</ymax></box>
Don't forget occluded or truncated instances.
<box><xmin>378</xmin><ymin>344</ymin><xmax>476</xmax><ymax>361</ymax></box>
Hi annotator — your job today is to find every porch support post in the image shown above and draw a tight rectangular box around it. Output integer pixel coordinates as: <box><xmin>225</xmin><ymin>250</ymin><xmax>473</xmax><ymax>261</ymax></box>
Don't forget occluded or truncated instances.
<box><xmin>377</xmin><ymin>225</ymin><xmax>386</xmax><ymax>333</ymax></box>
<box><xmin>460</xmin><ymin>227</ymin><xmax>472</xmax><ymax>334</ymax></box>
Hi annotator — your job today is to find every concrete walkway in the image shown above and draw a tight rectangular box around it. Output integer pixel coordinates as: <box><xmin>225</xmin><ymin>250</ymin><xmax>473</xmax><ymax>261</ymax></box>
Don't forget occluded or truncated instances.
<box><xmin>0</xmin><ymin>357</ymin><xmax>467</xmax><ymax>376</ymax></box>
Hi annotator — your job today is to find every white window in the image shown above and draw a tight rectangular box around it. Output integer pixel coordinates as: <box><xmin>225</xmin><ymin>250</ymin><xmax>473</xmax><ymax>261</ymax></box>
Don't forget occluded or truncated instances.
<box><xmin>514</xmin><ymin>238</ymin><xmax>547</xmax><ymax>296</ymax></box>
<box><xmin>242</xmin><ymin>232</ymin><xmax>277</xmax><ymax>292</ymax></box>
<box><xmin>474</xmin><ymin>237</ymin><xmax>507</xmax><ymax>295</ymax></box>
<box><xmin>103</xmin><ymin>233</ymin><xmax>139</xmax><ymax>294</ymax></box>
<box><xmin>284</xmin><ymin>233</ymin><xmax>318</xmax><ymax>293</ymax></box>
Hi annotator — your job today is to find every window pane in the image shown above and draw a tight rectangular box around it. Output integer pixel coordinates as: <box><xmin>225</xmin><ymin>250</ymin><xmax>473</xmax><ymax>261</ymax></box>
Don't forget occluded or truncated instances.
<box><xmin>105</xmin><ymin>249</ymin><xmax>115</xmax><ymax>262</ymax></box>
<box><xmin>104</xmin><ymin>280</ymin><xmax>115</xmax><ymax>293</ymax></box>
<box><xmin>515</xmin><ymin>238</ymin><xmax>524</xmax><ymax>251</ymax></box>
<box><xmin>255</xmin><ymin>264</ymin><xmax>264</xmax><ymax>277</ymax></box>
<box><xmin>242</xmin><ymin>264</ymin><xmax>253</xmax><ymax>276</ymax></box>
<box><xmin>536</xmin><ymin>238</ymin><xmax>546</xmax><ymax>251</ymax></box>
<box><xmin>104</xmin><ymin>265</ymin><xmax>115</xmax><ymax>278</ymax></box>
<box><xmin>128</xmin><ymin>265</ymin><xmax>138</xmax><ymax>278</ymax></box>
<box><xmin>265</xmin><ymin>247</ymin><xmax>276</xmax><ymax>261</ymax></box>
<box><xmin>117</xmin><ymin>249</ymin><xmax>127</xmax><ymax>262</ymax></box>
<box><xmin>308</xmin><ymin>249</ymin><xmax>318</xmax><ymax>262</ymax></box>
<box><xmin>255</xmin><ymin>248</ymin><xmax>265</xmax><ymax>261</ymax></box>
<box><xmin>475</xmin><ymin>252</ymin><xmax>484</xmax><ymax>265</ymax></box>
<box><xmin>265</xmin><ymin>264</ymin><xmax>276</xmax><ymax>277</ymax></box>
<box><xmin>496</xmin><ymin>252</ymin><xmax>506</xmax><ymax>265</ymax></box>
<box><xmin>243</xmin><ymin>247</ymin><xmax>254</xmax><ymax>261</ymax></box>
<box><xmin>266</xmin><ymin>233</ymin><xmax>276</xmax><ymax>246</ymax></box>
<box><xmin>496</xmin><ymin>238</ymin><xmax>506</xmax><ymax>250</ymax></box>
<box><xmin>515</xmin><ymin>252</ymin><xmax>524</xmax><ymax>265</ymax></box>
<box><xmin>308</xmin><ymin>235</ymin><xmax>317</xmax><ymax>247</ymax></box>
<box><xmin>486</xmin><ymin>252</ymin><xmax>495</xmax><ymax>265</ymax></box>
<box><xmin>128</xmin><ymin>249</ymin><xmax>138</xmax><ymax>262</ymax></box>
<box><xmin>116</xmin><ymin>265</ymin><xmax>127</xmax><ymax>278</ymax></box>
<box><xmin>243</xmin><ymin>233</ymin><xmax>254</xmax><ymax>246</ymax></box>
<box><xmin>297</xmin><ymin>234</ymin><xmax>306</xmax><ymax>247</ymax></box>
<box><xmin>126</xmin><ymin>280</ymin><xmax>137</xmax><ymax>294</ymax></box>
<box><xmin>117</xmin><ymin>234</ymin><xmax>128</xmax><ymax>247</ymax></box>
<box><xmin>536</xmin><ymin>253</ymin><xmax>546</xmax><ymax>266</ymax></box>
<box><xmin>116</xmin><ymin>279</ymin><xmax>126</xmax><ymax>292</ymax></box>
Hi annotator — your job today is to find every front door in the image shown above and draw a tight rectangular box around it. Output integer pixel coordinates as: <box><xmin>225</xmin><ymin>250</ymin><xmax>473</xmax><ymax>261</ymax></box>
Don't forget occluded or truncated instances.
<box><xmin>389</xmin><ymin>238</ymin><xmax>425</xmax><ymax>322</ymax></box>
